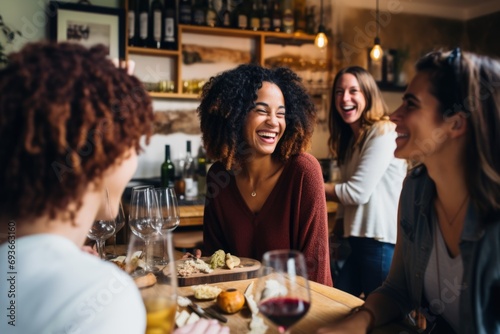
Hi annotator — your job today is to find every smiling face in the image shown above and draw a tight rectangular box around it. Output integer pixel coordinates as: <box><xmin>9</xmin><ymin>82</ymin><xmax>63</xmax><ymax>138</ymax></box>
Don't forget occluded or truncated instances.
<box><xmin>334</xmin><ymin>73</ymin><xmax>366</xmax><ymax>133</ymax></box>
<box><xmin>390</xmin><ymin>72</ymin><xmax>450</xmax><ymax>163</ymax></box>
<box><xmin>243</xmin><ymin>81</ymin><xmax>286</xmax><ymax>157</ymax></box>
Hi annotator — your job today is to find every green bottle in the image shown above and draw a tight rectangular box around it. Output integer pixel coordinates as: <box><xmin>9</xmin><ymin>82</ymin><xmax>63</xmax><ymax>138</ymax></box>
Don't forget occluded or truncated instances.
<box><xmin>197</xmin><ymin>145</ymin><xmax>207</xmax><ymax>196</ymax></box>
<box><xmin>161</xmin><ymin>145</ymin><xmax>176</xmax><ymax>188</ymax></box>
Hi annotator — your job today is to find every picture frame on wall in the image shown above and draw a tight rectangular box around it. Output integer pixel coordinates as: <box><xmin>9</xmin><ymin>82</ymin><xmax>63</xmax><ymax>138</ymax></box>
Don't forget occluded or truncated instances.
<box><xmin>49</xmin><ymin>1</ymin><xmax>125</xmax><ymax>59</ymax></box>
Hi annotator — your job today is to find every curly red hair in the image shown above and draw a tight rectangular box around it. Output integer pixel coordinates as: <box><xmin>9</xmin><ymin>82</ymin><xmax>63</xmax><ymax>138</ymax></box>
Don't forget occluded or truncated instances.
<box><xmin>0</xmin><ymin>42</ymin><xmax>154</xmax><ymax>221</ymax></box>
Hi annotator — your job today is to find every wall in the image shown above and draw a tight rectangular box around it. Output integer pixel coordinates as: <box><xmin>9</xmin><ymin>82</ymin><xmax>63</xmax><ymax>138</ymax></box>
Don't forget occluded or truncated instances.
<box><xmin>465</xmin><ymin>11</ymin><xmax>500</xmax><ymax>57</ymax></box>
<box><xmin>333</xmin><ymin>7</ymin><xmax>465</xmax><ymax>83</ymax></box>
<box><xmin>1</xmin><ymin>0</ymin><xmax>331</xmax><ymax>178</ymax></box>
<box><xmin>331</xmin><ymin>5</ymin><xmax>499</xmax><ymax>85</ymax></box>
<box><xmin>1</xmin><ymin>1</ymin><xmax>498</xmax><ymax>177</ymax></box>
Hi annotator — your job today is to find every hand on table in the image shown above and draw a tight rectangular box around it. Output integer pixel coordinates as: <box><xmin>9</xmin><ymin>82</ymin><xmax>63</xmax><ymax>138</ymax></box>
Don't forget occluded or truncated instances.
<box><xmin>182</xmin><ymin>248</ymin><xmax>202</xmax><ymax>259</ymax></box>
<box><xmin>174</xmin><ymin>319</ymin><xmax>229</xmax><ymax>334</ymax></box>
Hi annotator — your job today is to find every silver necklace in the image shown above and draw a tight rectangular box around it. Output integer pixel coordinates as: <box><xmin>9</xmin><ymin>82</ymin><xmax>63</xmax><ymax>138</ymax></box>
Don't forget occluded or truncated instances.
<box><xmin>435</xmin><ymin>195</ymin><xmax>469</xmax><ymax>226</ymax></box>
<box><xmin>251</xmin><ymin>190</ymin><xmax>256</xmax><ymax>197</ymax></box>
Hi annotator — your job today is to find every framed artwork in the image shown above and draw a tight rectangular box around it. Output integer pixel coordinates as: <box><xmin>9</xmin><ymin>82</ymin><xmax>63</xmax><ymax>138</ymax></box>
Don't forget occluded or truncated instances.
<box><xmin>49</xmin><ymin>1</ymin><xmax>125</xmax><ymax>59</ymax></box>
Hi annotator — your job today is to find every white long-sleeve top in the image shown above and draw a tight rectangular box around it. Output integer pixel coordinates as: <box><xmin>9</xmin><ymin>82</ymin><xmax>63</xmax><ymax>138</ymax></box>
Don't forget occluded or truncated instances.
<box><xmin>335</xmin><ymin>121</ymin><xmax>407</xmax><ymax>244</ymax></box>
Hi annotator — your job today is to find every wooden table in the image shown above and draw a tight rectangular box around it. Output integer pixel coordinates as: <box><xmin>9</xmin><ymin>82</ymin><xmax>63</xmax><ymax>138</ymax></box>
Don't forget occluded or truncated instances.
<box><xmin>178</xmin><ymin>201</ymin><xmax>338</xmax><ymax>228</ymax></box>
<box><xmin>112</xmin><ymin>241</ymin><xmax>416</xmax><ymax>334</ymax></box>
<box><xmin>175</xmin><ymin>278</ymin><xmax>362</xmax><ymax>333</ymax></box>
<box><xmin>173</xmin><ymin>278</ymin><xmax>418</xmax><ymax>333</ymax></box>
<box><xmin>179</xmin><ymin>205</ymin><xmax>205</xmax><ymax>227</ymax></box>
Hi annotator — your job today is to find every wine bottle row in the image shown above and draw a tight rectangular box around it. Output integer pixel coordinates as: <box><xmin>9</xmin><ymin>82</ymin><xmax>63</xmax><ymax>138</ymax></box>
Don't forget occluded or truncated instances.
<box><xmin>161</xmin><ymin>141</ymin><xmax>209</xmax><ymax>200</ymax></box>
<box><xmin>128</xmin><ymin>0</ymin><xmax>178</xmax><ymax>49</ymax></box>
<box><xmin>128</xmin><ymin>0</ymin><xmax>318</xmax><ymax>50</ymax></box>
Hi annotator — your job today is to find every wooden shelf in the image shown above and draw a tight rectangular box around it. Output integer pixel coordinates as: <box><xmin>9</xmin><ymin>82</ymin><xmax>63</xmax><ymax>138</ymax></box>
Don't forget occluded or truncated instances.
<box><xmin>126</xmin><ymin>18</ymin><xmax>322</xmax><ymax>100</ymax></box>
<box><xmin>179</xmin><ymin>24</ymin><xmax>316</xmax><ymax>42</ymax></box>
<box><xmin>128</xmin><ymin>46</ymin><xmax>179</xmax><ymax>57</ymax></box>
<box><xmin>148</xmin><ymin>92</ymin><xmax>200</xmax><ymax>100</ymax></box>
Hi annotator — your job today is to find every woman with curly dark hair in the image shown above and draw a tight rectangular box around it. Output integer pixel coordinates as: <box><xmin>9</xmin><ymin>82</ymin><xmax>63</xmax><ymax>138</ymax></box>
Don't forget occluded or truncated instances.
<box><xmin>197</xmin><ymin>64</ymin><xmax>332</xmax><ymax>286</ymax></box>
<box><xmin>0</xmin><ymin>42</ymin><xmax>154</xmax><ymax>333</ymax></box>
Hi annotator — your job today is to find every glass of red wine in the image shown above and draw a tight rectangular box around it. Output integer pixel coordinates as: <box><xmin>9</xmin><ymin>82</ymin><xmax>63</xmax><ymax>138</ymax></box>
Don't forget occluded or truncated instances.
<box><xmin>253</xmin><ymin>250</ymin><xmax>311</xmax><ymax>333</ymax></box>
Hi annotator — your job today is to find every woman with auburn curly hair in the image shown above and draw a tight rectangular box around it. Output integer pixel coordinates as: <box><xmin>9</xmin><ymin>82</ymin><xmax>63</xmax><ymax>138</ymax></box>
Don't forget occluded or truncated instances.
<box><xmin>324</xmin><ymin>66</ymin><xmax>407</xmax><ymax>296</ymax></box>
<box><xmin>197</xmin><ymin>64</ymin><xmax>332</xmax><ymax>286</ymax></box>
<box><xmin>0</xmin><ymin>42</ymin><xmax>154</xmax><ymax>333</ymax></box>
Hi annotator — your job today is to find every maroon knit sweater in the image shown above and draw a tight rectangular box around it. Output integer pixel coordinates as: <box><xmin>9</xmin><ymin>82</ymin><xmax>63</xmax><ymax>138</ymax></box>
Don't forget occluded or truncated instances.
<box><xmin>202</xmin><ymin>153</ymin><xmax>333</xmax><ymax>286</ymax></box>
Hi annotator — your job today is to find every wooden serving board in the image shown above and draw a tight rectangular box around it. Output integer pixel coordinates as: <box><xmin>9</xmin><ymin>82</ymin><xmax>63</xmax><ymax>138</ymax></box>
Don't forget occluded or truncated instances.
<box><xmin>175</xmin><ymin>257</ymin><xmax>261</xmax><ymax>287</ymax></box>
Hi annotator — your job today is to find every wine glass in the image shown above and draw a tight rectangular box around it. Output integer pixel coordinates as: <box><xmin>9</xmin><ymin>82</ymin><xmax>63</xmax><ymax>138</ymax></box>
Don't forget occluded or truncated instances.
<box><xmin>155</xmin><ymin>187</ymin><xmax>180</xmax><ymax>232</ymax></box>
<box><xmin>106</xmin><ymin>200</ymin><xmax>126</xmax><ymax>259</ymax></box>
<box><xmin>128</xmin><ymin>185</ymin><xmax>161</xmax><ymax>273</ymax></box>
<box><xmin>253</xmin><ymin>250</ymin><xmax>311</xmax><ymax>334</ymax></box>
<box><xmin>154</xmin><ymin>187</ymin><xmax>180</xmax><ymax>264</ymax></box>
<box><xmin>87</xmin><ymin>190</ymin><xmax>116</xmax><ymax>259</ymax></box>
<box><xmin>125</xmin><ymin>232</ymin><xmax>178</xmax><ymax>334</ymax></box>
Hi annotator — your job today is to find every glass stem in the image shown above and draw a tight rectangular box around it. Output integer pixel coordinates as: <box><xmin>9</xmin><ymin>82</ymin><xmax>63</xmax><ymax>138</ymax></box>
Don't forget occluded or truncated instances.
<box><xmin>96</xmin><ymin>239</ymin><xmax>105</xmax><ymax>259</ymax></box>
<box><xmin>162</xmin><ymin>236</ymin><xmax>168</xmax><ymax>263</ymax></box>
<box><xmin>112</xmin><ymin>234</ymin><xmax>117</xmax><ymax>257</ymax></box>
<box><xmin>144</xmin><ymin>238</ymin><xmax>152</xmax><ymax>271</ymax></box>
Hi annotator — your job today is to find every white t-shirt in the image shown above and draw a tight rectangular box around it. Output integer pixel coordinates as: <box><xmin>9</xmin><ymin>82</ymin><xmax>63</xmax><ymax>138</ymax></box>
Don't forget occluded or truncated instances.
<box><xmin>0</xmin><ymin>234</ymin><xmax>146</xmax><ymax>334</ymax></box>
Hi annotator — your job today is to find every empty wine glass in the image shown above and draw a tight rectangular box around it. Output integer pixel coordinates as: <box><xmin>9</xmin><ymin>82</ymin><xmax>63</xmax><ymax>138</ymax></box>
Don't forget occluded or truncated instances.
<box><xmin>154</xmin><ymin>187</ymin><xmax>180</xmax><ymax>265</ymax></box>
<box><xmin>253</xmin><ymin>250</ymin><xmax>311</xmax><ymax>334</ymax></box>
<box><xmin>128</xmin><ymin>185</ymin><xmax>161</xmax><ymax>273</ymax></box>
<box><xmin>106</xmin><ymin>201</ymin><xmax>126</xmax><ymax>259</ymax></box>
<box><xmin>87</xmin><ymin>189</ymin><xmax>116</xmax><ymax>259</ymax></box>
<box><xmin>155</xmin><ymin>187</ymin><xmax>180</xmax><ymax>232</ymax></box>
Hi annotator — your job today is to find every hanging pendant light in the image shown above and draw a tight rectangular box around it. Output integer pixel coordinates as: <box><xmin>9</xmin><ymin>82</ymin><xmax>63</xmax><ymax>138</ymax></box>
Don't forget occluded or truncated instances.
<box><xmin>370</xmin><ymin>0</ymin><xmax>383</xmax><ymax>61</ymax></box>
<box><xmin>315</xmin><ymin>0</ymin><xmax>328</xmax><ymax>49</ymax></box>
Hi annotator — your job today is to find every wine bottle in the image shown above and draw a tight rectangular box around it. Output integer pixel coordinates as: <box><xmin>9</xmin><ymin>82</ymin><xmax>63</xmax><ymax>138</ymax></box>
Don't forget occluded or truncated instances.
<box><xmin>161</xmin><ymin>145</ymin><xmax>176</xmax><ymax>188</ymax></box>
<box><xmin>183</xmin><ymin>140</ymin><xmax>198</xmax><ymax>200</ymax></box>
<box><xmin>206</xmin><ymin>0</ymin><xmax>217</xmax><ymax>27</ymax></box>
<box><xmin>218</xmin><ymin>0</ymin><xmax>231</xmax><ymax>27</ymax></box>
<box><xmin>179</xmin><ymin>0</ymin><xmax>193</xmax><ymax>24</ymax></box>
<box><xmin>150</xmin><ymin>0</ymin><xmax>163</xmax><ymax>49</ymax></box>
<box><xmin>192</xmin><ymin>0</ymin><xmax>206</xmax><ymax>26</ymax></box>
<box><xmin>250</xmin><ymin>1</ymin><xmax>261</xmax><ymax>31</ymax></box>
<box><xmin>271</xmin><ymin>0</ymin><xmax>282</xmax><ymax>32</ymax></box>
<box><xmin>282</xmin><ymin>0</ymin><xmax>294</xmax><ymax>33</ymax></box>
<box><xmin>294</xmin><ymin>0</ymin><xmax>306</xmax><ymax>33</ymax></box>
<box><xmin>235</xmin><ymin>0</ymin><xmax>249</xmax><ymax>29</ymax></box>
<box><xmin>305</xmin><ymin>6</ymin><xmax>316</xmax><ymax>35</ymax></box>
<box><xmin>137</xmin><ymin>0</ymin><xmax>149</xmax><ymax>47</ymax></box>
<box><xmin>127</xmin><ymin>0</ymin><xmax>138</xmax><ymax>46</ymax></box>
<box><xmin>261</xmin><ymin>2</ymin><xmax>271</xmax><ymax>31</ymax></box>
<box><xmin>197</xmin><ymin>145</ymin><xmax>207</xmax><ymax>196</ymax></box>
<box><xmin>162</xmin><ymin>0</ymin><xmax>177</xmax><ymax>49</ymax></box>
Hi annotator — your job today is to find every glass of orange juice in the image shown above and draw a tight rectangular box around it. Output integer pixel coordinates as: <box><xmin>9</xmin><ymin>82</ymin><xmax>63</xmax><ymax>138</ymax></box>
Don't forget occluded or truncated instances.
<box><xmin>140</xmin><ymin>232</ymin><xmax>178</xmax><ymax>334</ymax></box>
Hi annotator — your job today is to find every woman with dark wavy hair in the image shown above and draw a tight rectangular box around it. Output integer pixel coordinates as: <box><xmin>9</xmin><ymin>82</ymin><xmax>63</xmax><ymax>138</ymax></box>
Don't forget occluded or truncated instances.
<box><xmin>325</xmin><ymin>66</ymin><xmax>407</xmax><ymax>297</ymax></box>
<box><xmin>0</xmin><ymin>42</ymin><xmax>154</xmax><ymax>333</ymax></box>
<box><xmin>318</xmin><ymin>49</ymin><xmax>500</xmax><ymax>334</ymax></box>
<box><xmin>197</xmin><ymin>64</ymin><xmax>332</xmax><ymax>286</ymax></box>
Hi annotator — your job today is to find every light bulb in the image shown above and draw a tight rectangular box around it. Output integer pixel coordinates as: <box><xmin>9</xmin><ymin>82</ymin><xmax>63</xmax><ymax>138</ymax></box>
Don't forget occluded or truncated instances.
<box><xmin>315</xmin><ymin>32</ymin><xmax>328</xmax><ymax>49</ymax></box>
<box><xmin>370</xmin><ymin>39</ymin><xmax>384</xmax><ymax>61</ymax></box>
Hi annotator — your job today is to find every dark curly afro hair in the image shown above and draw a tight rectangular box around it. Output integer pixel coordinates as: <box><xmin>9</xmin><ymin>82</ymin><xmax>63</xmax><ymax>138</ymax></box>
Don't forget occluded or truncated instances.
<box><xmin>197</xmin><ymin>63</ymin><xmax>316</xmax><ymax>170</ymax></box>
<box><xmin>0</xmin><ymin>41</ymin><xmax>154</xmax><ymax>222</ymax></box>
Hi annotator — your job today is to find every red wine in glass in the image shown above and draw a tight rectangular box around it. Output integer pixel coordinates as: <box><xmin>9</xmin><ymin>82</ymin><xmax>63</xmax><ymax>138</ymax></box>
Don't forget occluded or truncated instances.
<box><xmin>254</xmin><ymin>250</ymin><xmax>311</xmax><ymax>333</ymax></box>
<box><xmin>259</xmin><ymin>297</ymin><xmax>310</xmax><ymax>331</ymax></box>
